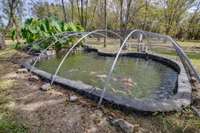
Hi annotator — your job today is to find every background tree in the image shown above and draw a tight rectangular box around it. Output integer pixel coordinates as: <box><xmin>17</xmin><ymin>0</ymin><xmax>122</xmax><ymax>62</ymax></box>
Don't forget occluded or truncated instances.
<box><xmin>187</xmin><ymin>1</ymin><xmax>200</xmax><ymax>40</ymax></box>
<box><xmin>69</xmin><ymin>0</ymin><xmax>74</xmax><ymax>22</ymax></box>
<box><xmin>104</xmin><ymin>0</ymin><xmax>107</xmax><ymax>47</ymax></box>
<box><xmin>0</xmin><ymin>32</ymin><xmax>5</xmax><ymax>49</ymax></box>
<box><xmin>0</xmin><ymin>0</ymin><xmax>199</xmax><ymax>41</ymax></box>
<box><xmin>160</xmin><ymin>0</ymin><xmax>196</xmax><ymax>36</ymax></box>
<box><xmin>61</xmin><ymin>0</ymin><xmax>67</xmax><ymax>22</ymax></box>
<box><xmin>0</xmin><ymin>0</ymin><xmax>24</xmax><ymax>44</ymax></box>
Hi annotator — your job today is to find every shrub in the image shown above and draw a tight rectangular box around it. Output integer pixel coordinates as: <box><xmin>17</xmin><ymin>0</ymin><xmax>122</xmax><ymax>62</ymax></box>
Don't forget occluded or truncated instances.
<box><xmin>11</xmin><ymin>17</ymin><xmax>84</xmax><ymax>52</ymax></box>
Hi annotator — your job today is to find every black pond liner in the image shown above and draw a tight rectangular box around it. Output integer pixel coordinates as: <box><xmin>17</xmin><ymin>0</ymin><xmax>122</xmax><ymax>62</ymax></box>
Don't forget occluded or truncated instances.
<box><xmin>22</xmin><ymin>46</ymin><xmax>192</xmax><ymax>112</ymax></box>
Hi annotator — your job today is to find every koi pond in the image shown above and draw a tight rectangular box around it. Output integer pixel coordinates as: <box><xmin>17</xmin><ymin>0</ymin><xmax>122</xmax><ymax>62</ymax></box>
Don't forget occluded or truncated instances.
<box><xmin>35</xmin><ymin>51</ymin><xmax>178</xmax><ymax>100</ymax></box>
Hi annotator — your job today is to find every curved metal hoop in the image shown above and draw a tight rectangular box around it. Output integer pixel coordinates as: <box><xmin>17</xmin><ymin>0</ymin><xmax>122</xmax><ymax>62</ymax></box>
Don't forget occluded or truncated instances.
<box><xmin>30</xmin><ymin>32</ymin><xmax>85</xmax><ymax>71</ymax></box>
<box><xmin>50</xmin><ymin>29</ymin><xmax>122</xmax><ymax>85</ymax></box>
<box><xmin>98</xmin><ymin>29</ymin><xmax>145</xmax><ymax>106</ymax></box>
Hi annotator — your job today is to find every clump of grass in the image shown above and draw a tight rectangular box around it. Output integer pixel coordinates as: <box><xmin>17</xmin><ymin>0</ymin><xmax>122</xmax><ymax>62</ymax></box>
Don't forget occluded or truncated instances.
<box><xmin>0</xmin><ymin>114</ymin><xmax>28</xmax><ymax>133</ymax></box>
<box><xmin>156</xmin><ymin>108</ymin><xmax>200</xmax><ymax>133</ymax></box>
<box><xmin>0</xmin><ymin>91</ymin><xmax>28</xmax><ymax>133</ymax></box>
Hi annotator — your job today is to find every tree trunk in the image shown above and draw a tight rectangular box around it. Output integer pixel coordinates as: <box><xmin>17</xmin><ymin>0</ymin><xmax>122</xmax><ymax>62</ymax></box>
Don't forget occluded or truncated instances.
<box><xmin>143</xmin><ymin>0</ymin><xmax>148</xmax><ymax>30</ymax></box>
<box><xmin>120</xmin><ymin>0</ymin><xmax>132</xmax><ymax>48</ymax></box>
<box><xmin>13</xmin><ymin>15</ymin><xmax>20</xmax><ymax>44</ymax></box>
<box><xmin>84</xmin><ymin>0</ymin><xmax>88</xmax><ymax>29</ymax></box>
<box><xmin>119</xmin><ymin>0</ymin><xmax>123</xmax><ymax>45</ymax></box>
<box><xmin>61</xmin><ymin>0</ymin><xmax>67</xmax><ymax>22</ymax></box>
<box><xmin>81</xmin><ymin>0</ymin><xmax>84</xmax><ymax>27</ymax></box>
<box><xmin>103</xmin><ymin>0</ymin><xmax>107</xmax><ymax>47</ymax></box>
<box><xmin>123</xmin><ymin>0</ymin><xmax>132</xmax><ymax>37</ymax></box>
<box><xmin>76</xmin><ymin>0</ymin><xmax>80</xmax><ymax>21</ymax></box>
<box><xmin>69</xmin><ymin>0</ymin><xmax>74</xmax><ymax>22</ymax></box>
<box><xmin>0</xmin><ymin>33</ymin><xmax>5</xmax><ymax>49</ymax></box>
<box><xmin>89</xmin><ymin>0</ymin><xmax>98</xmax><ymax>28</ymax></box>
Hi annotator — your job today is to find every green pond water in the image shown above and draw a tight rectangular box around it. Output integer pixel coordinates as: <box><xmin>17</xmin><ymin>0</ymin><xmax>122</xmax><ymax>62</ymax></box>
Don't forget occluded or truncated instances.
<box><xmin>36</xmin><ymin>51</ymin><xmax>178</xmax><ymax>99</ymax></box>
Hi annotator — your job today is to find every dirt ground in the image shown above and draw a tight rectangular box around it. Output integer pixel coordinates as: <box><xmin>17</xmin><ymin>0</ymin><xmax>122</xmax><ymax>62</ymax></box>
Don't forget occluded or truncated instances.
<box><xmin>0</xmin><ymin>46</ymin><xmax>200</xmax><ymax>133</ymax></box>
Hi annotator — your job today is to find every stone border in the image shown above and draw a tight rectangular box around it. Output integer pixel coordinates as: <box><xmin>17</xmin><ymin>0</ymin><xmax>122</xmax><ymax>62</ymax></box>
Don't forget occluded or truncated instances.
<box><xmin>22</xmin><ymin>47</ymin><xmax>192</xmax><ymax>112</ymax></box>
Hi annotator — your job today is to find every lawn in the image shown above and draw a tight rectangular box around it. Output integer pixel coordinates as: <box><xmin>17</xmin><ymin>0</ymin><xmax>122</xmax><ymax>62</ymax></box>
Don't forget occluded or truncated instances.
<box><xmin>178</xmin><ymin>41</ymin><xmax>200</xmax><ymax>73</ymax></box>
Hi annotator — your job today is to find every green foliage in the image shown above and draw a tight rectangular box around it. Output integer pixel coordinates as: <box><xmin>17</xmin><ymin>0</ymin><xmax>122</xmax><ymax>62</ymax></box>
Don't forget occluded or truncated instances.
<box><xmin>10</xmin><ymin>43</ymin><xmax>23</xmax><ymax>50</ymax></box>
<box><xmin>11</xmin><ymin>17</ymin><xmax>84</xmax><ymax>51</ymax></box>
<box><xmin>10</xmin><ymin>28</ymin><xmax>17</xmax><ymax>41</ymax></box>
<box><xmin>24</xmin><ymin>17</ymin><xmax>83</xmax><ymax>41</ymax></box>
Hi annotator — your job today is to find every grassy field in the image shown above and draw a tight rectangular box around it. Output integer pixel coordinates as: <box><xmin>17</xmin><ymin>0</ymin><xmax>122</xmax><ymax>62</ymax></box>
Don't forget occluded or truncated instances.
<box><xmin>178</xmin><ymin>41</ymin><xmax>200</xmax><ymax>73</ymax></box>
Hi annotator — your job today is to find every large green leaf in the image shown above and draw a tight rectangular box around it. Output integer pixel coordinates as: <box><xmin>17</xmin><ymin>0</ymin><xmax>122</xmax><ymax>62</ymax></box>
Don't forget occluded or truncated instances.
<box><xmin>18</xmin><ymin>17</ymin><xmax>84</xmax><ymax>51</ymax></box>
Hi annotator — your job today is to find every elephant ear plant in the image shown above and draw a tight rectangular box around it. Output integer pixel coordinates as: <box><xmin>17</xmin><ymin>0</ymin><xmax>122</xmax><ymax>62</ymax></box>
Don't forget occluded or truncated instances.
<box><xmin>11</xmin><ymin>17</ymin><xmax>84</xmax><ymax>54</ymax></box>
